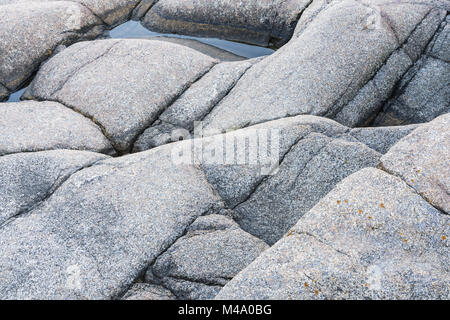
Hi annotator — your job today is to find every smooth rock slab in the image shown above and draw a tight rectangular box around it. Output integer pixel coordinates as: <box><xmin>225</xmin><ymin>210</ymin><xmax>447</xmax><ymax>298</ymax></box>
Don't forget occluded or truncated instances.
<box><xmin>217</xmin><ymin>168</ymin><xmax>449</xmax><ymax>299</ymax></box>
<box><xmin>0</xmin><ymin>150</ymin><xmax>109</xmax><ymax>226</ymax></box>
<box><xmin>0</xmin><ymin>101</ymin><xmax>114</xmax><ymax>156</ymax></box>
<box><xmin>202</xmin><ymin>1</ymin><xmax>443</xmax><ymax>131</ymax></box>
<box><xmin>0</xmin><ymin>1</ymin><xmax>102</xmax><ymax>93</ymax></box>
<box><xmin>142</xmin><ymin>0</ymin><xmax>313</xmax><ymax>48</ymax></box>
<box><xmin>0</xmin><ymin>147</ymin><xmax>222</xmax><ymax>299</ymax></box>
<box><xmin>25</xmin><ymin>39</ymin><xmax>218</xmax><ymax>152</ymax></box>
<box><xmin>379</xmin><ymin>113</ymin><xmax>450</xmax><ymax>213</ymax></box>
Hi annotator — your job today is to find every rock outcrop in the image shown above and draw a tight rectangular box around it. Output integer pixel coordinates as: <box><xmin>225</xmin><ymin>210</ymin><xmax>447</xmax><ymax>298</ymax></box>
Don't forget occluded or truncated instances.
<box><xmin>217</xmin><ymin>167</ymin><xmax>449</xmax><ymax>299</ymax></box>
<box><xmin>141</xmin><ymin>0</ymin><xmax>313</xmax><ymax>48</ymax></box>
<box><xmin>24</xmin><ymin>39</ymin><xmax>218</xmax><ymax>152</ymax></box>
<box><xmin>0</xmin><ymin>0</ymin><xmax>448</xmax><ymax>301</ymax></box>
<box><xmin>217</xmin><ymin>114</ymin><xmax>449</xmax><ymax>300</ymax></box>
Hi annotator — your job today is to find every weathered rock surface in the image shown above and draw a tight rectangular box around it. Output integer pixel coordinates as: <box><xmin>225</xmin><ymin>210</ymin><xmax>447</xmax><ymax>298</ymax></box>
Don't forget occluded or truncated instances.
<box><xmin>0</xmin><ymin>101</ymin><xmax>114</xmax><ymax>156</ymax></box>
<box><xmin>0</xmin><ymin>109</ymin><xmax>446</xmax><ymax>300</ymax></box>
<box><xmin>68</xmin><ymin>0</ymin><xmax>141</xmax><ymax>26</ymax></box>
<box><xmin>25</xmin><ymin>39</ymin><xmax>217</xmax><ymax>152</ymax></box>
<box><xmin>133</xmin><ymin>59</ymin><xmax>257</xmax><ymax>152</ymax></box>
<box><xmin>374</xmin><ymin>14</ymin><xmax>449</xmax><ymax>126</ymax></box>
<box><xmin>346</xmin><ymin>124</ymin><xmax>419</xmax><ymax>154</ymax></box>
<box><xmin>0</xmin><ymin>150</ymin><xmax>109</xmax><ymax>226</ymax></box>
<box><xmin>232</xmin><ymin>133</ymin><xmax>380</xmax><ymax>245</ymax></box>
<box><xmin>217</xmin><ymin>168</ymin><xmax>449</xmax><ymax>300</ymax></box>
<box><xmin>201</xmin><ymin>1</ymin><xmax>446</xmax><ymax>131</ymax></box>
<box><xmin>147</xmin><ymin>214</ymin><xmax>268</xmax><ymax>299</ymax></box>
<box><xmin>379</xmin><ymin>113</ymin><xmax>450</xmax><ymax>213</ymax></box>
<box><xmin>0</xmin><ymin>146</ymin><xmax>223</xmax><ymax>299</ymax></box>
<box><xmin>0</xmin><ymin>0</ymin><xmax>141</xmax><ymax>27</ymax></box>
<box><xmin>0</xmin><ymin>0</ymin><xmax>448</xmax><ymax>301</ymax></box>
<box><xmin>0</xmin><ymin>1</ymin><xmax>103</xmax><ymax>98</ymax></box>
<box><xmin>193</xmin><ymin>116</ymin><xmax>380</xmax><ymax>245</ymax></box>
<box><xmin>122</xmin><ymin>283</ymin><xmax>176</xmax><ymax>300</ymax></box>
<box><xmin>142</xmin><ymin>0</ymin><xmax>313</xmax><ymax>48</ymax></box>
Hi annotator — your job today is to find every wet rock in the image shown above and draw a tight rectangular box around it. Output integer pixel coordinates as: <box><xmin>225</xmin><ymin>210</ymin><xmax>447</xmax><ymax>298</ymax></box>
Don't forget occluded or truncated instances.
<box><xmin>142</xmin><ymin>0</ymin><xmax>313</xmax><ymax>48</ymax></box>
<box><xmin>25</xmin><ymin>39</ymin><xmax>217</xmax><ymax>152</ymax></box>
<box><xmin>379</xmin><ymin>113</ymin><xmax>450</xmax><ymax>213</ymax></box>
<box><xmin>0</xmin><ymin>150</ymin><xmax>109</xmax><ymax>226</ymax></box>
<box><xmin>217</xmin><ymin>168</ymin><xmax>449</xmax><ymax>299</ymax></box>
<box><xmin>0</xmin><ymin>101</ymin><xmax>114</xmax><ymax>156</ymax></box>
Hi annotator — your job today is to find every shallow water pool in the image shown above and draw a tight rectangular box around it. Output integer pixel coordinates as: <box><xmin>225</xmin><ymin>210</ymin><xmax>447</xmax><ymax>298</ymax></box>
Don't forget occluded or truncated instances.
<box><xmin>109</xmin><ymin>21</ymin><xmax>275</xmax><ymax>59</ymax></box>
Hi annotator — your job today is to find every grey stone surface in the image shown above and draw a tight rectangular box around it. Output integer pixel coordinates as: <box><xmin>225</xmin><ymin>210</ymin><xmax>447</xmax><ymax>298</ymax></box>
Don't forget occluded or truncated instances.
<box><xmin>159</xmin><ymin>60</ymin><xmax>254</xmax><ymax>130</ymax></box>
<box><xmin>132</xmin><ymin>0</ymin><xmax>157</xmax><ymax>20</ymax></box>
<box><xmin>0</xmin><ymin>0</ymin><xmax>140</xmax><ymax>27</ymax></box>
<box><xmin>374</xmin><ymin>14</ymin><xmax>449</xmax><ymax>126</ymax></box>
<box><xmin>199</xmin><ymin>115</ymin><xmax>349</xmax><ymax>210</ymax></box>
<box><xmin>347</xmin><ymin>124</ymin><xmax>419</xmax><ymax>154</ymax></box>
<box><xmin>0</xmin><ymin>146</ymin><xmax>223</xmax><ymax>299</ymax></box>
<box><xmin>133</xmin><ymin>59</ymin><xmax>256</xmax><ymax>152</ymax></box>
<box><xmin>132</xmin><ymin>122</ymin><xmax>179</xmax><ymax>152</ymax></box>
<box><xmin>429</xmin><ymin>15</ymin><xmax>450</xmax><ymax>62</ymax></box>
<box><xmin>71</xmin><ymin>0</ymin><xmax>141</xmax><ymax>26</ymax></box>
<box><xmin>217</xmin><ymin>168</ymin><xmax>449</xmax><ymax>300</ymax></box>
<box><xmin>379</xmin><ymin>113</ymin><xmax>450</xmax><ymax>213</ymax></box>
<box><xmin>122</xmin><ymin>283</ymin><xmax>176</xmax><ymax>300</ymax></box>
<box><xmin>0</xmin><ymin>101</ymin><xmax>114</xmax><ymax>156</ymax></box>
<box><xmin>148</xmin><ymin>214</ymin><xmax>268</xmax><ymax>299</ymax></box>
<box><xmin>233</xmin><ymin>133</ymin><xmax>380</xmax><ymax>245</ymax></box>
<box><xmin>0</xmin><ymin>150</ymin><xmax>109</xmax><ymax>226</ymax></box>
<box><xmin>0</xmin><ymin>0</ymin><xmax>448</xmax><ymax>301</ymax></box>
<box><xmin>142</xmin><ymin>0</ymin><xmax>313</xmax><ymax>48</ymax></box>
<box><xmin>25</xmin><ymin>39</ymin><xmax>217</xmax><ymax>152</ymax></box>
<box><xmin>158</xmin><ymin>278</ymin><xmax>222</xmax><ymax>300</ymax></box>
<box><xmin>374</xmin><ymin>57</ymin><xmax>450</xmax><ymax>125</ymax></box>
<box><xmin>0</xmin><ymin>1</ymin><xmax>103</xmax><ymax>93</ymax></box>
<box><xmin>201</xmin><ymin>1</ymin><xmax>444</xmax><ymax>131</ymax></box>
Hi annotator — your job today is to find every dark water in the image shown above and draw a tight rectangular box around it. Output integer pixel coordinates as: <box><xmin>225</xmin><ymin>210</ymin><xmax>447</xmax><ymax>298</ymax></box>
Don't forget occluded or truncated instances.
<box><xmin>6</xmin><ymin>87</ymin><xmax>26</xmax><ymax>103</ymax></box>
<box><xmin>109</xmin><ymin>21</ymin><xmax>274</xmax><ymax>59</ymax></box>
